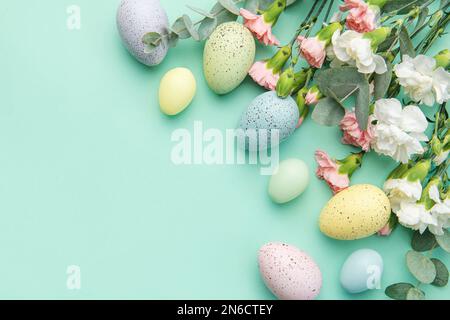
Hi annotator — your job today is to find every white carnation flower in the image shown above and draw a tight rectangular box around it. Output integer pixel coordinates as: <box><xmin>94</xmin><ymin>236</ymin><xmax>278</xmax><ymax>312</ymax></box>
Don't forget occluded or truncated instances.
<box><xmin>429</xmin><ymin>185</ymin><xmax>450</xmax><ymax>236</ymax></box>
<box><xmin>383</xmin><ymin>178</ymin><xmax>422</xmax><ymax>213</ymax></box>
<box><xmin>331</xmin><ymin>30</ymin><xmax>387</xmax><ymax>74</ymax></box>
<box><xmin>394</xmin><ymin>55</ymin><xmax>450</xmax><ymax>107</ymax></box>
<box><xmin>371</xmin><ymin>99</ymin><xmax>428</xmax><ymax>163</ymax></box>
<box><xmin>396</xmin><ymin>201</ymin><xmax>437</xmax><ymax>234</ymax></box>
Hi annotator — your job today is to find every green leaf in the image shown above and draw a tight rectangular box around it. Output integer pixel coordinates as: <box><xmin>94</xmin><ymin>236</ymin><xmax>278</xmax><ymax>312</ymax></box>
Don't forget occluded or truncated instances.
<box><xmin>374</xmin><ymin>61</ymin><xmax>393</xmax><ymax>99</ymax></box>
<box><xmin>245</xmin><ymin>0</ymin><xmax>260</xmax><ymax>13</ymax></box>
<box><xmin>431</xmin><ymin>258</ymin><xmax>449</xmax><ymax>287</ymax></box>
<box><xmin>406</xmin><ymin>287</ymin><xmax>426</xmax><ymax>300</ymax></box>
<box><xmin>411</xmin><ymin>229</ymin><xmax>438</xmax><ymax>252</ymax></box>
<box><xmin>218</xmin><ymin>0</ymin><xmax>241</xmax><ymax>15</ymax></box>
<box><xmin>210</xmin><ymin>2</ymin><xmax>238</xmax><ymax>25</ymax></box>
<box><xmin>260</xmin><ymin>0</ymin><xmax>297</xmax><ymax>10</ymax></box>
<box><xmin>182</xmin><ymin>15</ymin><xmax>200</xmax><ymax>41</ymax></box>
<box><xmin>168</xmin><ymin>32</ymin><xmax>179</xmax><ymax>48</ymax></box>
<box><xmin>436</xmin><ymin>229</ymin><xmax>450</xmax><ymax>253</ymax></box>
<box><xmin>399</xmin><ymin>26</ymin><xmax>416</xmax><ymax>58</ymax></box>
<box><xmin>383</xmin><ymin>0</ymin><xmax>428</xmax><ymax>14</ymax></box>
<box><xmin>406</xmin><ymin>250</ymin><xmax>437</xmax><ymax>284</ymax></box>
<box><xmin>378</xmin><ymin>28</ymin><xmax>398</xmax><ymax>52</ymax></box>
<box><xmin>315</xmin><ymin>67</ymin><xmax>370</xmax><ymax>129</ymax></box>
<box><xmin>385</xmin><ymin>283</ymin><xmax>415</xmax><ymax>300</ymax></box>
<box><xmin>142</xmin><ymin>32</ymin><xmax>162</xmax><ymax>53</ymax></box>
<box><xmin>198</xmin><ymin>17</ymin><xmax>218</xmax><ymax>40</ymax></box>
<box><xmin>171</xmin><ymin>17</ymin><xmax>191</xmax><ymax>39</ymax></box>
<box><xmin>186</xmin><ymin>5</ymin><xmax>215</xmax><ymax>18</ymax></box>
<box><xmin>312</xmin><ymin>98</ymin><xmax>345</xmax><ymax>126</ymax></box>
<box><xmin>415</xmin><ymin>7</ymin><xmax>429</xmax><ymax>32</ymax></box>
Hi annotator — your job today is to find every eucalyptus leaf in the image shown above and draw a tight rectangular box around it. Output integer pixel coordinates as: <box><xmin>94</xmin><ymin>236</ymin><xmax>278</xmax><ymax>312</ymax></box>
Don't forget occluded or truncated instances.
<box><xmin>186</xmin><ymin>5</ymin><xmax>215</xmax><ymax>18</ymax></box>
<box><xmin>218</xmin><ymin>0</ymin><xmax>241</xmax><ymax>15</ymax></box>
<box><xmin>210</xmin><ymin>2</ymin><xmax>238</xmax><ymax>25</ymax></box>
<box><xmin>383</xmin><ymin>0</ymin><xmax>428</xmax><ymax>14</ymax></box>
<box><xmin>385</xmin><ymin>282</ymin><xmax>415</xmax><ymax>300</ymax></box>
<box><xmin>245</xmin><ymin>0</ymin><xmax>260</xmax><ymax>13</ymax></box>
<box><xmin>171</xmin><ymin>17</ymin><xmax>191</xmax><ymax>39</ymax></box>
<box><xmin>142</xmin><ymin>32</ymin><xmax>162</xmax><ymax>53</ymax></box>
<box><xmin>411</xmin><ymin>229</ymin><xmax>438</xmax><ymax>252</ymax></box>
<box><xmin>435</xmin><ymin>229</ymin><xmax>450</xmax><ymax>253</ymax></box>
<box><xmin>406</xmin><ymin>287</ymin><xmax>425</xmax><ymax>300</ymax></box>
<box><xmin>399</xmin><ymin>26</ymin><xmax>416</xmax><ymax>58</ymax></box>
<box><xmin>406</xmin><ymin>250</ymin><xmax>437</xmax><ymax>284</ymax></box>
<box><xmin>168</xmin><ymin>32</ymin><xmax>179</xmax><ymax>48</ymax></box>
<box><xmin>374</xmin><ymin>61</ymin><xmax>393</xmax><ymax>99</ymax></box>
<box><xmin>315</xmin><ymin>67</ymin><xmax>370</xmax><ymax>129</ymax></box>
<box><xmin>312</xmin><ymin>98</ymin><xmax>345</xmax><ymax>126</ymax></box>
<box><xmin>431</xmin><ymin>258</ymin><xmax>449</xmax><ymax>287</ymax></box>
<box><xmin>182</xmin><ymin>15</ymin><xmax>200</xmax><ymax>41</ymax></box>
<box><xmin>198</xmin><ymin>17</ymin><xmax>218</xmax><ymax>40</ymax></box>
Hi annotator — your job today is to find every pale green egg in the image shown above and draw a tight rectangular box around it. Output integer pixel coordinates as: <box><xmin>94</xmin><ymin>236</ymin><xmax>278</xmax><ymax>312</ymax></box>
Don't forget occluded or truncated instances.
<box><xmin>268</xmin><ymin>159</ymin><xmax>310</xmax><ymax>204</ymax></box>
<box><xmin>203</xmin><ymin>22</ymin><xmax>255</xmax><ymax>95</ymax></box>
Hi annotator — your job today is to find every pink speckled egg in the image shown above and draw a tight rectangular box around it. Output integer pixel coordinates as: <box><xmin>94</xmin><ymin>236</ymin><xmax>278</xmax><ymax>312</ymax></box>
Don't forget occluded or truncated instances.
<box><xmin>258</xmin><ymin>243</ymin><xmax>322</xmax><ymax>300</ymax></box>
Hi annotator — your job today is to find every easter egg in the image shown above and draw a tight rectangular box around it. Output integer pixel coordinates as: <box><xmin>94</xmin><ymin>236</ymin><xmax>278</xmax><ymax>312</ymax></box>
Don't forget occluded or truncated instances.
<box><xmin>117</xmin><ymin>0</ymin><xmax>169</xmax><ymax>66</ymax></box>
<box><xmin>340</xmin><ymin>249</ymin><xmax>384</xmax><ymax>294</ymax></box>
<box><xmin>258</xmin><ymin>243</ymin><xmax>322</xmax><ymax>300</ymax></box>
<box><xmin>238</xmin><ymin>91</ymin><xmax>299</xmax><ymax>151</ymax></box>
<box><xmin>268</xmin><ymin>159</ymin><xmax>310</xmax><ymax>204</ymax></box>
<box><xmin>159</xmin><ymin>68</ymin><xmax>196</xmax><ymax>116</ymax></box>
<box><xmin>203</xmin><ymin>22</ymin><xmax>255</xmax><ymax>94</ymax></box>
<box><xmin>319</xmin><ymin>184</ymin><xmax>391</xmax><ymax>240</ymax></box>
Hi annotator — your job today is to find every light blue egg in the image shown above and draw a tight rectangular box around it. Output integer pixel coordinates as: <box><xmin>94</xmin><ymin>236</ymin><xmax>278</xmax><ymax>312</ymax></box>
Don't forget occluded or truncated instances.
<box><xmin>340</xmin><ymin>249</ymin><xmax>384</xmax><ymax>294</ymax></box>
<box><xmin>237</xmin><ymin>91</ymin><xmax>299</xmax><ymax>151</ymax></box>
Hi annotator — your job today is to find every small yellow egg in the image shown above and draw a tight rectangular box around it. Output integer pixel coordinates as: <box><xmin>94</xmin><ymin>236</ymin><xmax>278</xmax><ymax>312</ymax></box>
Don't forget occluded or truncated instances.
<box><xmin>319</xmin><ymin>184</ymin><xmax>391</xmax><ymax>240</ymax></box>
<box><xmin>159</xmin><ymin>67</ymin><xmax>196</xmax><ymax>116</ymax></box>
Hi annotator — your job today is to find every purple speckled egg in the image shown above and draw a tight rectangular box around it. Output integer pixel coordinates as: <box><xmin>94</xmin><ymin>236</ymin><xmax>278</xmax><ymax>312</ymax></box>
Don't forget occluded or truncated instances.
<box><xmin>117</xmin><ymin>0</ymin><xmax>169</xmax><ymax>66</ymax></box>
<box><xmin>258</xmin><ymin>243</ymin><xmax>322</xmax><ymax>300</ymax></box>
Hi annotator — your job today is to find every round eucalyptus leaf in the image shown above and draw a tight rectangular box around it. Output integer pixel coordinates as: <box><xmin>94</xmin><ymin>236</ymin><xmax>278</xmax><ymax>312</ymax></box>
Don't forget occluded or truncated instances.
<box><xmin>385</xmin><ymin>283</ymin><xmax>414</xmax><ymax>300</ymax></box>
<box><xmin>431</xmin><ymin>258</ymin><xmax>449</xmax><ymax>287</ymax></box>
<box><xmin>198</xmin><ymin>17</ymin><xmax>218</xmax><ymax>41</ymax></box>
<box><xmin>312</xmin><ymin>98</ymin><xmax>345</xmax><ymax>127</ymax></box>
<box><xmin>406</xmin><ymin>287</ymin><xmax>425</xmax><ymax>300</ymax></box>
<box><xmin>435</xmin><ymin>229</ymin><xmax>450</xmax><ymax>253</ymax></box>
<box><xmin>406</xmin><ymin>250</ymin><xmax>436</xmax><ymax>284</ymax></box>
<box><xmin>411</xmin><ymin>230</ymin><xmax>438</xmax><ymax>252</ymax></box>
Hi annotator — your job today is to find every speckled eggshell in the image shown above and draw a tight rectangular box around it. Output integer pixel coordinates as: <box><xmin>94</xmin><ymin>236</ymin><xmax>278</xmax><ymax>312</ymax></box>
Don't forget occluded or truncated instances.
<box><xmin>319</xmin><ymin>184</ymin><xmax>391</xmax><ymax>240</ymax></box>
<box><xmin>203</xmin><ymin>22</ymin><xmax>255</xmax><ymax>95</ymax></box>
<box><xmin>238</xmin><ymin>91</ymin><xmax>299</xmax><ymax>151</ymax></box>
<box><xmin>117</xmin><ymin>0</ymin><xmax>169</xmax><ymax>66</ymax></box>
<box><xmin>258</xmin><ymin>243</ymin><xmax>322</xmax><ymax>300</ymax></box>
<box><xmin>340</xmin><ymin>249</ymin><xmax>384</xmax><ymax>294</ymax></box>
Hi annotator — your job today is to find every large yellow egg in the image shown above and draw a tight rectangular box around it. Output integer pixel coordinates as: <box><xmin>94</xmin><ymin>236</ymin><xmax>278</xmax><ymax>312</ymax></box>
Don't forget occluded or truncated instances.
<box><xmin>319</xmin><ymin>184</ymin><xmax>391</xmax><ymax>240</ymax></box>
<box><xmin>159</xmin><ymin>67</ymin><xmax>196</xmax><ymax>116</ymax></box>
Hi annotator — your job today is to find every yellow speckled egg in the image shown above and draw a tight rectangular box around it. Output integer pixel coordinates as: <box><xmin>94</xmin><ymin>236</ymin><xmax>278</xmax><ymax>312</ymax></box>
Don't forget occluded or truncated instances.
<box><xmin>319</xmin><ymin>184</ymin><xmax>391</xmax><ymax>240</ymax></box>
<box><xmin>203</xmin><ymin>22</ymin><xmax>255</xmax><ymax>95</ymax></box>
<box><xmin>159</xmin><ymin>67</ymin><xmax>196</xmax><ymax>116</ymax></box>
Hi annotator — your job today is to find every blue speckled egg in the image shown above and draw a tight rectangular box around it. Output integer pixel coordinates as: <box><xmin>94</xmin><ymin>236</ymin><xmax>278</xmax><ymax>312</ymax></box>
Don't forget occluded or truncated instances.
<box><xmin>340</xmin><ymin>249</ymin><xmax>384</xmax><ymax>294</ymax></box>
<box><xmin>117</xmin><ymin>0</ymin><xmax>169</xmax><ymax>66</ymax></box>
<box><xmin>238</xmin><ymin>91</ymin><xmax>299</xmax><ymax>151</ymax></box>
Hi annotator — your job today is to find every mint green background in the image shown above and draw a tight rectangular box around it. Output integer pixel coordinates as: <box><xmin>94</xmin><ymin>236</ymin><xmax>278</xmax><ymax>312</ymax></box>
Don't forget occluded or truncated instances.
<box><xmin>0</xmin><ymin>0</ymin><xmax>448</xmax><ymax>300</ymax></box>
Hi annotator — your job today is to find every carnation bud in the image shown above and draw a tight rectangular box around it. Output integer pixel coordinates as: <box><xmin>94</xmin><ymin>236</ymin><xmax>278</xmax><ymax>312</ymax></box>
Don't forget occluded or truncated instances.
<box><xmin>317</xmin><ymin>22</ymin><xmax>343</xmax><ymax>44</ymax></box>
<box><xmin>292</xmin><ymin>69</ymin><xmax>310</xmax><ymax>93</ymax></box>
<box><xmin>266</xmin><ymin>45</ymin><xmax>292</xmax><ymax>74</ymax></box>
<box><xmin>305</xmin><ymin>85</ymin><xmax>322</xmax><ymax>105</ymax></box>
<box><xmin>420</xmin><ymin>177</ymin><xmax>442</xmax><ymax>210</ymax></box>
<box><xmin>429</xmin><ymin>10</ymin><xmax>443</xmax><ymax>27</ymax></box>
<box><xmin>368</xmin><ymin>0</ymin><xmax>388</xmax><ymax>9</ymax></box>
<box><xmin>402</xmin><ymin>159</ymin><xmax>432</xmax><ymax>183</ymax></box>
<box><xmin>386</xmin><ymin>162</ymin><xmax>411</xmax><ymax>180</ymax></box>
<box><xmin>364</xmin><ymin>27</ymin><xmax>392</xmax><ymax>48</ymax></box>
<box><xmin>276</xmin><ymin>67</ymin><xmax>295</xmax><ymax>98</ymax></box>
<box><xmin>431</xmin><ymin>136</ymin><xmax>443</xmax><ymax>155</ymax></box>
<box><xmin>263</xmin><ymin>0</ymin><xmax>286</xmax><ymax>26</ymax></box>
<box><xmin>434</xmin><ymin>49</ymin><xmax>450</xmax><ymax>69</ymax></box>
<box><xmin>296</xmin><ymin>88</ymin><xmax>309</xmax><ymax>128</ymax></box>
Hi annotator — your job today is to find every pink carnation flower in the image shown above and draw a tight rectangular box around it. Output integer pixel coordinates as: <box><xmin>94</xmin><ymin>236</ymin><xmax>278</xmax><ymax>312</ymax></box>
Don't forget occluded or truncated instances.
<box><xmin>315</xmin><ymin>150</ymin><xmax>350</xmax><ymax>194</ymax></box>
<box><xmin>305</xmin><ymin>91</ymin><xmax>320</xmax><ymax>105</ymax></box>
<box><xmin>240</xmin><ymin>9</ymin><xmax>280</xmax><ymax>46</ymax></box>
<box><xmin>248</xmin><ymin>61</ymin><xmax>280</xmax><ymax>90</ymax></box>
<box><xmin>377</xmin><ymin>223</ymin><xmax>393</xmax><ymax>236</ymax></box>
<box><xmin>340</xmin><ymin>0</ymin><xmax>378</xmax><ymax>33</ymax></box>
<box><xmin>297</xmin><ymin>36</ymin><xmax>326</xmax><ymax>68</ymax></box>
<box><xmin>339</xmin><ymin>111</ymin><xmax>374</xmax><ymax>152</ymax></box>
